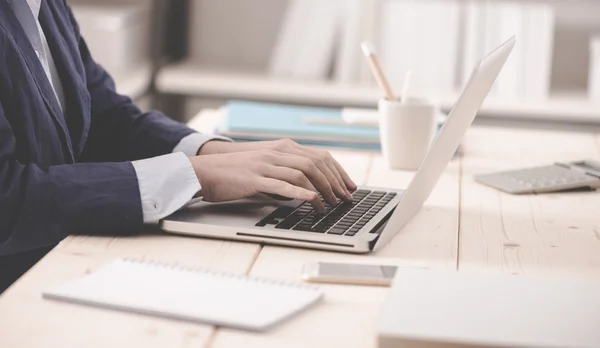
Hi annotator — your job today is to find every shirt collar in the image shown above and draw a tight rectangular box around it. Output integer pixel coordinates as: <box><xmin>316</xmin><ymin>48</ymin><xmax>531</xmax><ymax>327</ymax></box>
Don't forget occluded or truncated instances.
<box><xmin>26</xmin><ymin>0</ymin><xmax>41</xmax><ymax>17</ymax></box>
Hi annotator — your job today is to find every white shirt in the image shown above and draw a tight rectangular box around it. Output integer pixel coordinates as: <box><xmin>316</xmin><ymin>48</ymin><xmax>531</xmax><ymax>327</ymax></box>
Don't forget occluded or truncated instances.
<box><xmin>18</xmin><ymin>0</ymin><xmax>225</xmax><ymax>222</ymax></box>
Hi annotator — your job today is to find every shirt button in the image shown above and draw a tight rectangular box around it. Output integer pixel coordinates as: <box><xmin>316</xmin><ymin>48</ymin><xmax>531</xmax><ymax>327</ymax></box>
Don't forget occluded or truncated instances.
<box><xmin>35</xmin><ymin>50</ymin><xmax>41</xmax><ymax>59</ymax></box>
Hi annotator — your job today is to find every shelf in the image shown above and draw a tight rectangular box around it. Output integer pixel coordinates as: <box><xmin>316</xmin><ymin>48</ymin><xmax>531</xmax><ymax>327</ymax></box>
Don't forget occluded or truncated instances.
<box><xmin>112</xmin><ymin>62</ymin><xmax>153</xmax><ymax>101</ymax></box>
<box><xmin>156</xmin><ymin>61</ymin><xmax>600</xmax><ymax>124</ymax></box>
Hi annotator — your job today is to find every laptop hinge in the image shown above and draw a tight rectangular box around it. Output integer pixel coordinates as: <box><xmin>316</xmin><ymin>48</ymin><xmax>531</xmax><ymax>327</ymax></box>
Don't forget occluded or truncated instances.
<box><xmin>368</xmin><ymin>210</ymin><xmax>394</xmax><ymax>250</ymax></box>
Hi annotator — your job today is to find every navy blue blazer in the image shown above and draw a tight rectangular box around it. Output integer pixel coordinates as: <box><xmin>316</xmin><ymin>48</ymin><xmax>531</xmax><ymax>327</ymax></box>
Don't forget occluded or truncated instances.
<box><xmin>0</xmin><ymin>0</ymin><xmax>195</xmax><ymax>256</ymax></box>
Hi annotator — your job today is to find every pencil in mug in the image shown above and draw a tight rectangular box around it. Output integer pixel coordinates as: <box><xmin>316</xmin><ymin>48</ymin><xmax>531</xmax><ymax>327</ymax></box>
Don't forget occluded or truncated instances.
<box><xmin>361</xmin><ymin>41</ymin><xmax>413</xmax><ymax>104</ymax></box>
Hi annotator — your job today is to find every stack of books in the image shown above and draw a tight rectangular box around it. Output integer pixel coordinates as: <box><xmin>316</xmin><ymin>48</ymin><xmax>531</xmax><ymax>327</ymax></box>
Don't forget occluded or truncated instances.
<box><xmin>189</xmin><ymin>100</ymin><xmax>447</xmax><ymax>152</ymax></box>
<box><xmin>208</xmin><ymin>101</ymin><xmax>380</xmax><ymax>151</ymax></box>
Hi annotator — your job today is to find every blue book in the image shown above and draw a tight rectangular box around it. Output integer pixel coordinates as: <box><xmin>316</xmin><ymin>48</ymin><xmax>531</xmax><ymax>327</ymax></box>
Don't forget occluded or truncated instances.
<box><xmin>216</xmin><ymin>101</ymin><xmax>381</xmax><ymax>150</ymax></box>
<box><xmin>215</xmin><ymin>100</ymin><xmax>452</xmax><ymax>153</ymax></box>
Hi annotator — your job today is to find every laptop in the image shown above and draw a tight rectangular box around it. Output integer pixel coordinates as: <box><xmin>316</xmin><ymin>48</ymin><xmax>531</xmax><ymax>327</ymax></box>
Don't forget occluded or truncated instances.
<box><xmin>161</xmin><ymin>37</ymin><xmax>515</xmax><ymax>254</ymax></box>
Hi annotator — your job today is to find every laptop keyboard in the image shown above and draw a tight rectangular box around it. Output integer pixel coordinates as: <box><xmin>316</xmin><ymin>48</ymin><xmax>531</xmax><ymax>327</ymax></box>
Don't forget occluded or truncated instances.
<box><xmin>255</xmin><ymin>190</ymin><xmax>397</xmax><ymax>236</ymax></box>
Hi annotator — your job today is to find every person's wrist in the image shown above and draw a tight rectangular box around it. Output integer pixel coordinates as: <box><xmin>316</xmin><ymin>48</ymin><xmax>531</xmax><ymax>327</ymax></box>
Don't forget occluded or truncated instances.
<box><xmin>197</xmin><ymin>140</ymin><xmax>235</xmax><ymax>155</ymax></box>
<box><xmin>188</xmin><ymin>155</ymin><xmax>210</xmax><ymax>183</ymax></box>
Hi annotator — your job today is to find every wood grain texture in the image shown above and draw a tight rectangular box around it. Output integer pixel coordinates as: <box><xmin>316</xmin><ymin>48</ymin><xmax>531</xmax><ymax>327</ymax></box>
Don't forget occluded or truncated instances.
<box><xmin>0</xmin><ymin>229</ymin><xmax>260</xmax><ymax>348</ymax></box>
<box><xmin>5</xmin><ymin>122</ymin><xmax>600</xmax><ymax>348</ymax></box>
<box><xmin>459</xmin><ymin>127</ymin><xmax>600</xmax><ymax>277</ymax></box>
<box><xmin>210</xmin><ymin>153</ymin><xmax>461</xmax><ymax>348</ymax></box>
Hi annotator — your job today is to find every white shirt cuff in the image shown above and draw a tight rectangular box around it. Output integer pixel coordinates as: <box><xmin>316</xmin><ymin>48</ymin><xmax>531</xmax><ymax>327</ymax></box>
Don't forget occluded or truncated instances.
<box><xmin>132</xmin><ymin>152</ymin><xmax>200</xmax><ymax>222</ymax></box>
<box><xmin>172</xmin><ymin>132</ymin><xmax>232</xmax><ymax>156</ymax></box>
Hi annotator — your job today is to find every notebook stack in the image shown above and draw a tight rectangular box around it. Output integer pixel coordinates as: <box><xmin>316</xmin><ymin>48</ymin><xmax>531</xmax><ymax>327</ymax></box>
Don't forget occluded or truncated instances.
<box><xmin>194</xmin><ymin>100</ymin><xmax>447</xmax><ymax>152</ymax></box>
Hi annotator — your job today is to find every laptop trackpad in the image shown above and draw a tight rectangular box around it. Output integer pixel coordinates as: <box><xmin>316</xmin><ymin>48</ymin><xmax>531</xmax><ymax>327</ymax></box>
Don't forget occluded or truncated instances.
<box><xmin>165</xmin><ymin>194</ymin><xmax>302</xmax><ymax>228</ymax></box>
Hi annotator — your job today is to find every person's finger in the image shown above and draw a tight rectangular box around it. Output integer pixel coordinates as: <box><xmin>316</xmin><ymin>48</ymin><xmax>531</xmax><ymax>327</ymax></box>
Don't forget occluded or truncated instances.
<box><xmin>323</xmin><ymin>156</ymin><xmax>352</xmax><ymax>198</ymax></box>
<box><xmin>330</xmin><ymin>156</ymin><xmax>357</xmax><ymax>191</ymax></box>
<box><xmin>264</xmin><ymin>166</ymin><xmax>327</xmax><ymax>212</ymax></box>
<box><xmin>269</xmin><ymin>154</ymin><xmax>339</xmax><ymax>206</ymax></box>
<box><xmin>303</xmin><ymin>148</ymin><xmax>351</xmax><ymax>199</ymax></box>
<box><xmin>314</xmin><ymin>161</ymin><xmax>348</xmax><ymax>201</ymax></box>
<box><xmin>276</xmin><ymin>146</ymin><xmax>349</xmax><ymax>202</ymax></box>
<box><xmin>257</xmin><ymin>177</ymin><xmax>324</xmax><ymax>212</ymax></box>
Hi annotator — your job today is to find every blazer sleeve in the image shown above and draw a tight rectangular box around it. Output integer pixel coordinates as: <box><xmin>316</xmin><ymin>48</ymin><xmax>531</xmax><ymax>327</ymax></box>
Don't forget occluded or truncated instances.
<box><xmin>66</xmin><ymin>6</ymin><xmax>196</xmax><ymax>163</ymax></box>
<box><xmin>0</xmin><ymin>104</ymin><xmax>143</xmax><ymax>255</ymax></box>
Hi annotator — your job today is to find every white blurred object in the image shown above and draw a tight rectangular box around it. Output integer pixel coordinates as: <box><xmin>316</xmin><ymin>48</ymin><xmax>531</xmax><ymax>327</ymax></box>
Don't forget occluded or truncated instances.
<box><xmin>377</xmin><ymin>268</ymin><xmax>600</xmax><ymax>348</ymax></box>
<box><xmin>333</xmin><ymin>0</ymin><xmax>363</xmax><ymax>84</ymax></box>
<box><xmin>522</xmin><ymin>5</ymin><xmax>555</xmax><ymax>99</ymax></box>
<box><xmin>268</xmin><ymin>0</ymin><xmax>340</xmax><ymax>80</ymax></box>
<box><xmin>70</xmin><ymin>0</ymin><xmax>150</xmax><ymax>75</ymax></box>
<box><xmin>341</xmin><ymin>107</ymin><xmax>446</xmax><ymax>128</ymax></box>
<box><xmin>268</xmin><ymin>0</ymin><xmax>310</xmax><ymax>77</ymax></box>
<box><xmin>461</xmin><ymin>1</ymin><xmax>555</xmax><ymax>99</ymax></box>
<box><xmin>378</xmin><ymin>98</ymin><xmax>438</xmax><ymax>170</ymax></box>
<box><xmin>590</xmin><ymin>37</ymin><xmax>600</xmax><ymax>101</ymax></box>
<box><xmin>379</xmin><ymin>0</ymin><xmax>460</xmax><ymax>97</ymax></box>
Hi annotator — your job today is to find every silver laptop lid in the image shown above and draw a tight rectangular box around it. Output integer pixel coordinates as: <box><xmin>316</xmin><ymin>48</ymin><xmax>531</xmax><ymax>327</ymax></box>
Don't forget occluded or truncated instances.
<box><xmin>373</xmin><ymin>36</ymin><xmax>515</xmax><ymax>251</ymax></box>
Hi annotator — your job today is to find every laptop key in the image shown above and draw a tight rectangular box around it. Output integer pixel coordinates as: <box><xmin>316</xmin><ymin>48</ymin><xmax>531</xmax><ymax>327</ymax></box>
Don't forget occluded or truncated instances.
<box><xmin>328</xmin><ymin>227</ymin><xmax>347</xmax><ymax>235</ymax></box>
<box><xmin>293</xmin><ymin>223</ymin><xmax>315</xmax><ymax>232</ymax></box>
<box><xmin>311</xmin><ymin>224</ymin><xmax>329</xmax><ymax>233</ymax></box>
<box><xmin>275</xmin><ymin>222</ymin><xmax>295</xmax><ymax>229</ymax></box>
<box><xmin>354</xmin><ymin>189</ymin><xmax>371</xmax><ymax>195</ymax></box>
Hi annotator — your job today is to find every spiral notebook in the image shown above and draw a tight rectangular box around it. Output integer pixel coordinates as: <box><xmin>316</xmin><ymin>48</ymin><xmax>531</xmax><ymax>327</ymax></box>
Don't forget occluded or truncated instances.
<box><xmin>42</xmin><ymin>259</ymin><xmax>323</xmax><ymax>331</ymax></box>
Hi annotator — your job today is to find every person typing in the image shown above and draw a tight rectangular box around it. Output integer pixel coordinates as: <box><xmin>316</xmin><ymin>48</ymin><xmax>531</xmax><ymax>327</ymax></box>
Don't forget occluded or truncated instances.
<box><xmin>0</xmin><ymin>0</ymin><xmax>355</xmax><ymax>293</ymax></box>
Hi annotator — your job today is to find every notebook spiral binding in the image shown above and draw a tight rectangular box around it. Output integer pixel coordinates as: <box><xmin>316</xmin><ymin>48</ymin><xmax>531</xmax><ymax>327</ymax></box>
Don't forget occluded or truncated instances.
<box><xmin>119</xmin><ymin>257</ymin><xmax>320</xmax><ymax>291</ymax></box>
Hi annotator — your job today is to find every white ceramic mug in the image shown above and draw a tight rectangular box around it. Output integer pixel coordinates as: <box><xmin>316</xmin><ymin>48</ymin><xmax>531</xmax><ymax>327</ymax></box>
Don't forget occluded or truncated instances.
<box><xmin>378</xmin><ymin>97</ymin><xmax>438</xmax><ymax>170</ymax></box>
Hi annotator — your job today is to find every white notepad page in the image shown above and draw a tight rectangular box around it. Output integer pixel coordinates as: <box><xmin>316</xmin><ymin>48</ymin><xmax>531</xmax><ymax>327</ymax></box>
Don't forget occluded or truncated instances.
<box><xmin>43</xmin><ymin>259</ymin><xmax>323</xmax><ymax>331</ymax></box>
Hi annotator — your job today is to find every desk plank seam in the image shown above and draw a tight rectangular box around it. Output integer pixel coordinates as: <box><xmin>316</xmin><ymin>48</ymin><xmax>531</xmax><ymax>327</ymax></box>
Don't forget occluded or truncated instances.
<box><xmin>455</xmin><ymin>157</ymin><xmax>463</xmax><ymax>272</ymax></box>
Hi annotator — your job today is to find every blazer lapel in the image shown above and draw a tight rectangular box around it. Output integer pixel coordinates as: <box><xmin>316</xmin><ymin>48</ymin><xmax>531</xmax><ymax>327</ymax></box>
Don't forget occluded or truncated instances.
<box><xmin>0</xmin><ymin>0</ymin><xmax>74</xmax><ymax>160</ymax></box>
<box><xmin>39</xmin><ymin>2</ymin><xmax>90</xmax><ymax>159</ymax></box>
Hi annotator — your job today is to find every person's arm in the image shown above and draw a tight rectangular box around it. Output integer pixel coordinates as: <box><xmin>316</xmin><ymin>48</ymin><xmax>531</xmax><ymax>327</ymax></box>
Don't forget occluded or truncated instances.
<box><xmin>55</xmin><ymin>3</ymin><xmax>357</xmax><ymax>223</ymax></box>
<box><xmin>60</xmin><ymin>2</ymin><xmax>200</xmax><ymax>163</ymax></box>
<box><xmin>60</xmin><ymin>2</ymin><xmax>232</xmax><ymax>223</ymax></box>
<box><xmin>0</xmin><ymin>104</ymin><xmax>143</xmax><ymax>255</ymax></box>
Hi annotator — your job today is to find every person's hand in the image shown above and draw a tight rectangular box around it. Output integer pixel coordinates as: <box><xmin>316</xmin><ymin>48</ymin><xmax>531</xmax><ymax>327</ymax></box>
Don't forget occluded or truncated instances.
<box><xmin>199</xmin><ymin>139</ymin><xmax>356</xmax><ymax>196</ymax></box>
<box><xmin>191</xmin><ymin>140</ymin><xmax>357</xmax><ymax>212</ymax></box>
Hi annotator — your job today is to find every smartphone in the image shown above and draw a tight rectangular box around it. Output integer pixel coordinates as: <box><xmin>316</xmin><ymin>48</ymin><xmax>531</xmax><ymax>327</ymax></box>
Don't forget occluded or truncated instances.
<box><xmin>302</xmin><ymin>261</ymin><xmax>397</xmax><ymax>286</ymax></box>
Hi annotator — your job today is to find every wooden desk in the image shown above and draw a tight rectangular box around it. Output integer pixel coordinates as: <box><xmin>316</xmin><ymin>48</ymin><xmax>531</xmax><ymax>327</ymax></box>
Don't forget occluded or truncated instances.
<box><xmin>2</xmin><ymin>124</ymin><xmax>600</xmax><ymax>348</ymax></box>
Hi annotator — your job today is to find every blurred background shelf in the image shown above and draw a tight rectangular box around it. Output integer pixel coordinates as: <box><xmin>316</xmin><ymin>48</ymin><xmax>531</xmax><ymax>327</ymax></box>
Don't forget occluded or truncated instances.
<box><xmin>156</xmin><ymin>62</ymin><xmax>600</xmax><ymax>124</ymax></box>
<box><xmin>66</xmin><ymin>0</ymin><xmax>600</xmax><ymax>129</ymax></box>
